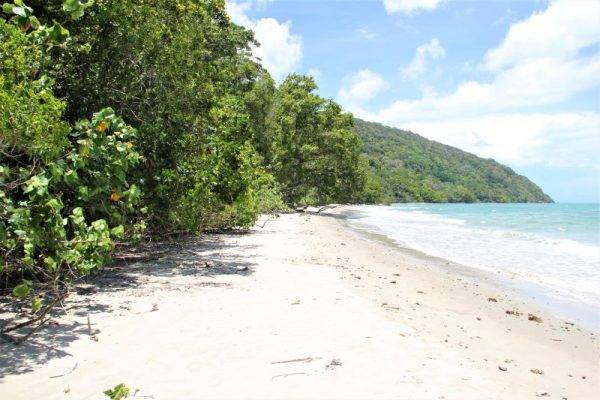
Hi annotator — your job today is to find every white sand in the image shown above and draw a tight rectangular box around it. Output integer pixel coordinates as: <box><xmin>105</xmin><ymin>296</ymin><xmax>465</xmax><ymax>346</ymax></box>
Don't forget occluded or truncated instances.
<box><xmin>1</xmin><ymin>209</ymin><xmax>598</xmax><ymax>399</ymax></box>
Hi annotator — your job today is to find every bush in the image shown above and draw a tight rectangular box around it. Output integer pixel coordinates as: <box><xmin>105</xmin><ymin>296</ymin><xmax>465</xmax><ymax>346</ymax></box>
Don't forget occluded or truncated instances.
<box><xmin>1</xmin><ymin>108</ymin><xmax>143</xmax><ymax>286</ymax></box>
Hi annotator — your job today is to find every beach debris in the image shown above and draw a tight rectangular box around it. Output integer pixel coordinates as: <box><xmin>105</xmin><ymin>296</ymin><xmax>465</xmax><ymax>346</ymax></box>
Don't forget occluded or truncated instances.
<box><xmin>64</xmin><ymin>387</ymin><xmax>70</xmax><ymax>394</ymax></box>
<box><xmin>530</xmin><ymin>369</ymin><xmax>544</xmax><ymax>375</ymax></box>
<box><xmin>528</xmin><ymin>314</ymin><xmax>543</xmax><ymax>323</ymax></box>
<box><xmin>236</xmin><ymin>266</ymin><xmax>249</xmax><ymax>272</ymax></box>
<box><xmin>390</xmin><ymin>280</ymin><xmax>396</xmax><ymax>284</ymax></box>
<box><xmin>417</xmin><ymin>290</ymin><xmax>425</xmax><ymax>294</ymax></box>
<box><xmin>505</xmin><ymin>310</ymin><xmax>522</xmax><ymax>316</ymax></box>
<box><xmin>498</xmin><ymin>366</ymin><xmax>507</xmax><ymax>371</ymax></box>
<box><xmin>50</xmin><ymin>363</ymin><xmax>78</xmax><ymax>379</ymax></box>
<box><xmin>272</xmin><ymin>372</ymin><xmax>308</xmax><ymax>381</ymax></box>
<box><xmin>325</xmin><ymin>358</ymin><xmax>342</xmax><ymax>370</ymax></box>
<box><xmin>87</xmin><ymin>314</ymin><xmax>98</xmax><ymax>342</ymax></box>
<box><xmin>535</xmin><ymin>391</ymin><xmax>550</xmax><ymax>397</ymax></box>
<box><xmin>151</xmin><ymin>303</ymin><xmax>159</xmax><ymax>312</ymax></box>
<box><xmin>290</xmin><ymin>300</ymin><xmax>300</xmax><ymax>305</ymax></box>
<box><xmin>271</xmin><ymin>357</ymin><xmax>317</xmax><ymax>364</ymax></box>
<box><xmin>476</xmin><ymin>317</ymin><xmax>481</xmax><ymax>321</ymax></box>
<box><xmin>487</xmin><ymin>297</ymin><xmax>498</xmax><ymax>302</ymax></box>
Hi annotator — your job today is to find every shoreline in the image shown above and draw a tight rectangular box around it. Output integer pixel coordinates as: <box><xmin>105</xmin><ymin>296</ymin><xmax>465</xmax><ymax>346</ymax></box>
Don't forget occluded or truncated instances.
<box><xmin>1</xmin><ymin>210</ymin><xmax>598</xmax><ymax>399</ymax></box>
<box><xmin>340</xmin><ymin>204</ymin><xmax>600</xmax><ymax>331</ymax></box>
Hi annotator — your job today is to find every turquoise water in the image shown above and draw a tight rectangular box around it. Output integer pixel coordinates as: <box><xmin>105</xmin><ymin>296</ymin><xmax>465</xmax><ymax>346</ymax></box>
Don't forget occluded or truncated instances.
<box><xmin>348</xmin><ymin>203</ymin><xmax>600</xmax><ymax>326</ymax></box>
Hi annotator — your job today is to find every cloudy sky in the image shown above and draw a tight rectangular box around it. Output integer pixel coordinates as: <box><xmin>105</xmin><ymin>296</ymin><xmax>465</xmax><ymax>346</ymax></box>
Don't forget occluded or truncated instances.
<box><xmin>226</xmin><ymin>0</ymin><xmax>600</xmax><ymax>202</ymax></box>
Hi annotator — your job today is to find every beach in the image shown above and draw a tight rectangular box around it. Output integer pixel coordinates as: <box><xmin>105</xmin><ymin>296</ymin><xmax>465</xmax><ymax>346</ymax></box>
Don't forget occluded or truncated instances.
<box><xmin>1</xmin><ymin>207</ymin><xmax>598</xmax><ymax>399</ymax></box>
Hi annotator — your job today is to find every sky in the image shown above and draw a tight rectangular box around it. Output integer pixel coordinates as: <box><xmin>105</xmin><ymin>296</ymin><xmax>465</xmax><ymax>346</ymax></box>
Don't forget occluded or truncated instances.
<box><xmin>225</xmin><ymin>0</ymin><xmax>600</xmax><ymax>203</ymax></box>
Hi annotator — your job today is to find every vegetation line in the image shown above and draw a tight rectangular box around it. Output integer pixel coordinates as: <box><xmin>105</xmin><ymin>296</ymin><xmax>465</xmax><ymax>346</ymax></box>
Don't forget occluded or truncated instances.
<box><xmin>0</xmin><ymin>0</ymin><xmax>550</xmax><ymax>341</ymax></box>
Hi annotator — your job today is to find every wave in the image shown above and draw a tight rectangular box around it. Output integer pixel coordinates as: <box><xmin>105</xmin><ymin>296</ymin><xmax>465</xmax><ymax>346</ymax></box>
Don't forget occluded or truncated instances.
<box><xmin>348</xmin><ymin>204</ymin><xmax>600</xmax><ymax>310</ymax></box>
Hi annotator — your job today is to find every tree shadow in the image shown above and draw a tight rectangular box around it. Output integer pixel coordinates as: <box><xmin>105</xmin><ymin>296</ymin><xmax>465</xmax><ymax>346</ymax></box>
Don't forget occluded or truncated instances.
<box><xmin>0</xmin><ymin>233</ymin><xmax>260</xmax><ymax>380</ymax></box>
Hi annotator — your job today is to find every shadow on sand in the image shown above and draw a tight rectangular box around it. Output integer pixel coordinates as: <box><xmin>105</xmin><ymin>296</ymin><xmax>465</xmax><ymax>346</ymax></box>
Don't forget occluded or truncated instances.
<box><xmin>0</xmin><ymin>233</ymin><xmax>260</xmax><ymax>380</ymax></box>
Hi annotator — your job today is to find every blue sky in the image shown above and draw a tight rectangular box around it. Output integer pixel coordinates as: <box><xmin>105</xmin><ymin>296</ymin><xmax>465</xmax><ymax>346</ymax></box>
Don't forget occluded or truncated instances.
<box><xmin>226</xmin><ymin>0</ymin><xmax>600</xmax><ymax>202</ymax></box>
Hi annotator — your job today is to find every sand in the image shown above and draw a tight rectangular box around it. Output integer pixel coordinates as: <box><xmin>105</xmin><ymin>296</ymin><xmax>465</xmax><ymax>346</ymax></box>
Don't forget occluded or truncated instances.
<box><xmin>1</xmin><ymin>208</ymin><xmax>598</xmax><ymax>399</ymax></box>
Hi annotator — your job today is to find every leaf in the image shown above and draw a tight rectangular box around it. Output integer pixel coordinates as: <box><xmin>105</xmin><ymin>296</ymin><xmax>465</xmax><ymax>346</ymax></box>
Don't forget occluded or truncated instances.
<box><xmin>29</xmin><ymin>15</ymin><xmax>39</xmax><ymax>28</ymax></box>
<box><xmin>103</xmin><ymin>383</ymin><xmax>130</xmax><ymax>400</ymax></box>
<box><xmin>12</xmin><ymin>280</ymin><xmax>31</xmax><ymax>299</ymax></box>
<box><xmin>11</xmin><ymin>6</ymin><xmax>26</xmax><ymax>17</ymax></box>
<box><xmin>64</xmin><ymin>169</ymin><xmax>80</xmax><ymax>186</ymax></box>
<box><xmin>31</xmin><ymin>297</ymin><xmax>42</xmax><ymax>314</ymax></box>
<box><xmin>43</xmin><ymin>256</ymin><xmax>58</xmax><ymax>270</ymax></box>
<box><xmin>47</xmin><ymin>22</ymin><xmax>70</xmax><ymax>43</ymax></box>
<box><xmin>110</xmin><ymin>225</ymin><xmax>124</xmax><ymax>238</ymax></box>
<box><xmin>2</xmin><ymin>3</ymin><xmax>13</xmax><ymax>14</ymax></box>
<box><xmin>46</xmin><ymin>198</ymin><xmax>63</xmax><ymax>212</ymax></box>
<box><xmin>110</xmin><ymin>192</ymin><xmax>120</xmax><ymax>202</ymax></box>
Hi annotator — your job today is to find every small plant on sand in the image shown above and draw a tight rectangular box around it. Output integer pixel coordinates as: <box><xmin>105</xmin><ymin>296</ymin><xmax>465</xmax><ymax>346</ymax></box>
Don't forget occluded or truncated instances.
<box><xmin>103</xmin><ymin>383</ymin><xmax>130</xmax><ymax>400</ymax></box>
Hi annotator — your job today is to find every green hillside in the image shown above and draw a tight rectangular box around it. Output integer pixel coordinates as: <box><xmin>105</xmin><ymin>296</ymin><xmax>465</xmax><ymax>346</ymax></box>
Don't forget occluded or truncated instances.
<box><xmin>355</xmin><ymin>119</ymin><xmax>553</xmax><ymax>203</ymax></box>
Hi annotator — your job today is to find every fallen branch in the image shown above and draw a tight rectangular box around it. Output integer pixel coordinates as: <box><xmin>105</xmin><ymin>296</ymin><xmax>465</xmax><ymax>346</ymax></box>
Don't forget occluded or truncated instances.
<box><xmin>296</xmin><ymin>204</ymin><xmax>339</xmax><ymax>214</ymax></box>
<box><xmin>0</xmin><ymin>290</ymin><xmax>69</xmax><ymax>345</ymax></box>
<box><xmin>271</xmin><ymin>372</ymin><xmax>308</xmax><ymax>381</ymax></box>
<box><xmin>271</xmin><ymin>357</ymin><xmax>317</xmax><ymax>364</ymax></box>
<box><xmin>50</xmin><ymin>362</ymin><xmax>78</xmax><ymax>379</ymax></box>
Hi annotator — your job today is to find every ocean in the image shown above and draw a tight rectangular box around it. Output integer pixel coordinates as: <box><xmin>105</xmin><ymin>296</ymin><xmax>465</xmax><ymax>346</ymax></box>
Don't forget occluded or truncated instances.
<box><xmin>346</xmin><ymin>203</ymin><xmax>600</xmax><ymax>328</ymax></box>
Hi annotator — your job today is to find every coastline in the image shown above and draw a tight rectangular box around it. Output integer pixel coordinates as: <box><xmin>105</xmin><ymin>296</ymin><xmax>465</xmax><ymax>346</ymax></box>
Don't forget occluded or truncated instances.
<box><xmin>339</xmin><ymin>205</ymin><xmax>600</xmax><ymax>331</ymax></box>
<box><xmin>1</xmin><ymin>209</ymin><xmax>598</xmax><ymax>399</ymax></box>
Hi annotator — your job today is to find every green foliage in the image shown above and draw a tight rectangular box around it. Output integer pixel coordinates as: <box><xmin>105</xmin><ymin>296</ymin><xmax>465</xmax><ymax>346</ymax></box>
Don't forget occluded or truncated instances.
<box><xmin>1</xmin><ymin>107</ymin><xmax>143</xmax><ymax>285</ymax></box>
<box><xmin>12</xmin><ymin>279</ymin><xmax>31</xmax><ymax>299</ymax></box>
<box><xmin>0</xmin><ymin>19</ymin><xmax>69</xmax><ymax>160</ymax></box>
<box><xmin>262</xmin><ymin>74</ymin><xmax>366</xmax><ymax>205</ymax></box>
<box><xmin>103</xmin><ymin>384</ymin><xmax>130</xmax><ymax>400</ymax></box>
<box><xmin>0</xmin><ymin>0</ymin><xmax>378</xmax><ymax>311</ymax></box>
<box><xmin>38</xmin><ymin>0</ymin><xmax>275</xmax><ymax>230</ymax></box>
<box><xmin>355</xmin><ymin>119</ymin><xmax>553</xmax><ymax>203</ymax></box>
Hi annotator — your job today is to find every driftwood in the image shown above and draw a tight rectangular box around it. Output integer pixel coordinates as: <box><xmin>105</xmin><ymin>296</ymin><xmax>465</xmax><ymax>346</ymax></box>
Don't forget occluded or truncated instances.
<box><xmin>271</xmin><ymin>372</ymin><xmax>308</xmax><ymax>381</ymax></box>
<box><xmin>295</xmin><ymin>204</ymin><xmax>339</xmax><ymax>214</ymax></box>
<box><xmin>271</xmin><ymin>357</ymin><xmax>317</xmax><ymax>364</ymax></box>
<box><xmin>0</xmin><ymin>290</ymin><xmax>69</xmax><ymax>345</ymax></box>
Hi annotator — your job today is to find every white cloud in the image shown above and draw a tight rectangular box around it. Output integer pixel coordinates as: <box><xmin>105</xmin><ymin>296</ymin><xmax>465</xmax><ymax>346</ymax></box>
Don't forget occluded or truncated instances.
<box><xmin>383</xmin><ymin>0</ymin><xmax>446</xmax><ymax>14</ymax></box>
<box><xmin>337</xmin><ymin>70</ymin><xmax>388</xmax><ymax>110</ymax></box>
<box><xmin>484</xmin><ymin>0</ymin><xmax>600</xmax><ymax>70</ymax></box>
<box><xmin>397</xmin><ymin>113</ymin><xmax>600</xmax><ymax>168</ymax></box>
<box><xmin>226</xmin><ymin>1</ymin><xmax>253</xmax><ymax>26</ymax></box>
<box><xmin>356</xmin><ymin>27</ymin><xmax>377</xmax><ymax>39</ymax></box>
<box><xmin>402</xmin><ymin>38</ymin><xmax>446</xmax><ymax>79</ymax></box>
<box><xmin>357</xmin><ymin>0</ymin><xmax>600</xmax><ymax>169</ymax></box>
<box><xmin>225</xmin><ymin>1</ymin><xmax>302</xmax><ymax>82</ymax></box>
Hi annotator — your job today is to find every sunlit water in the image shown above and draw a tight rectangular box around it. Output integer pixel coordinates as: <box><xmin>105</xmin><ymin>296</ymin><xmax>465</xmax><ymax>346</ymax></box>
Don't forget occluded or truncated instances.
<box><xmin>347</xmin><ymin>203</ymin><xmax>600</xmax><ymax>326</ymax></box>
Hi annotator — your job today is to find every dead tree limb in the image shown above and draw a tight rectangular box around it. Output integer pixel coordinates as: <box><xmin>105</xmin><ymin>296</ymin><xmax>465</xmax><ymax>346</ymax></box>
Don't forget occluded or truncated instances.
<box><xmin>0</xmin><ymin>290</ymin><xmax>69</xmax><ymax>345</ymax></box>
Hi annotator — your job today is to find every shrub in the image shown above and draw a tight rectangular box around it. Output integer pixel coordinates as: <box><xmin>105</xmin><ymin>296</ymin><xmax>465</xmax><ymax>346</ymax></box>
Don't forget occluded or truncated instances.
<box><xmin>1</xmin><ymin>108</ymin><xmax>143</xmax><ymax>286</ymax></box>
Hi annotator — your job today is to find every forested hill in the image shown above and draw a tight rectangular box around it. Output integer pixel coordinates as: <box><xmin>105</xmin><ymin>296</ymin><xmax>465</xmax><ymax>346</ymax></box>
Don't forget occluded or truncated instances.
<box><xmin>355</xmin><ymin>119</ymin><xmax>553</xmax><ymax>203</ymax></box>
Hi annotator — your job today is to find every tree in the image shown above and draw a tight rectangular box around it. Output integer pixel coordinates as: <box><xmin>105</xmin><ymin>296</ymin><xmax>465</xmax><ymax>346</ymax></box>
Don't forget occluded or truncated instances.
<box><xmin>265</xmin><ymin>74</ymin><xmax>366</xmax><ymax>205</ymax></box>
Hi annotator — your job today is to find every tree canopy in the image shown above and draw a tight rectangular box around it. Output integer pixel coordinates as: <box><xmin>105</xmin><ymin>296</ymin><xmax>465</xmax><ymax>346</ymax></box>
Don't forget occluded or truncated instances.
<box><xmin>355</xmin><ymin>118</ymin><xmax>553</xmax><ymax>203</ymax></box>
<box><xmin>0</xmin><ymin>0</ymin><xmax>368</xmax><ymax>308</ymax></box>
